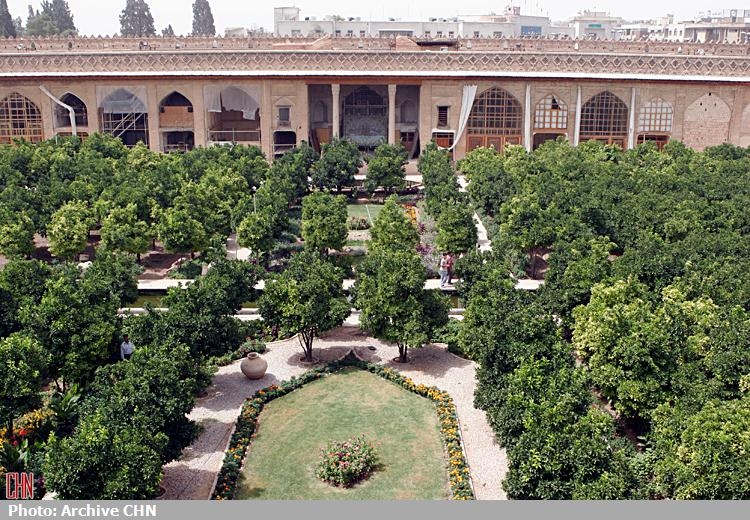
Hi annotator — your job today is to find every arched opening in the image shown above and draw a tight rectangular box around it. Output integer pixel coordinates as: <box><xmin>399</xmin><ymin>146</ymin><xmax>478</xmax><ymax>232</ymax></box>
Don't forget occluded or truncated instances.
<box><xmin>342</xmin><ymin>85</ymin><xmax>388</xmax><ymax>151</ymax></box>
<box><xmin>580</xmin><ymin>91</ymin><xmax>628</xmax><ymax>148</ymax></box>
<box><xmin>273</xmin><ymin>130</ymin><xmax>297</xmax><ymax>157</ymax></box>
<box><xmin>54</xmin><ymin>92</ymin><xmax>88</xmax><ymax>129</ymax></box>
<box><xmin>683</xmin><ymin>92</ymin><xmax>731</xmax><ymax>150</ymax></box>
<box><xmin>0</xmin><ymin>92</ymin><xmax>43</xmax><ymax>144</ymax></box>
<box><xmin>205</xmin><ymin>86</ymin><xmax>261</xmax><ymax>145</ymax></box>
<box><xmin>308</xmin><ymin>85</ymin><xmax>332</xmax><ymax>152</ymax></box>
<box><xmin>396</xmin><ymin>85</ymin><xmax>420</xmax><ymax>158</ymax></box>
<box><xmin>466</xmin><ymin>87</ymin><xmax>522</xmax><ymax>152</ymax></box>
<box><xmin>99</xmin><ymin>87</ymin><xmax>149</xmax><ymax>147</ymax></box>
<box><xmin>533</xmin><ymin>94</ymin><xmax>568</xmax><ymax>149</ymax></box>
<box><xmin>159</xmin><ymin>91</ymin><xmax>194</xmax><ymax>152</ymax></box>
<box><xmin>637</xmin><ymin>98</ymin><xmax>673</xmax><ymax>150</ymax></box>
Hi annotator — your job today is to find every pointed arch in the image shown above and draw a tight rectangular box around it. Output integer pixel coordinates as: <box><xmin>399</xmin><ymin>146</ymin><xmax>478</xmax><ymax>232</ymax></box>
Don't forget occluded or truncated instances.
<box><xmin>637</xmin><ymin>97</ymin><xmax>673</xmax><ymax>150</ymax></box>
<box><xmin>0</xmin><ymin>92</ymin><xmax>43</xmax><ymax>144</ymax></box>
<box><xmin>55</xmin><ymin>92</ymin><xmax>88</xmax><ymax>128</ymax></box>
<box><xmin>466</xmin><ymin>87</ymin><xmax>522</xmax><ymax>151</ymax></box>
<box><xmin>160</xmin><ymin>91</ymin><xmax>193</xmax><ymax>108</ymax></box>
<box><xmin>580</xmin><ymin>91</ymin><xmax>628</xmax><ymax>147</ymax></box>
<box><xmin>534</xmin><ymin>94</ymin><xmax>568</xmax><ymax>130</ymax></box>
<box><xmin>98</xmin><ymin>87</ymin><xmax>149</xmax><ymax>147</ymax></box>
<box><xmin>683</xmin><ymin>92</ymin><xmax>731</xmax><ymax>150</ymax></box>
<box><xmin>159</xmin><ymin>91</ymin><xmax>194</xmax><ymax>152</ymax></box>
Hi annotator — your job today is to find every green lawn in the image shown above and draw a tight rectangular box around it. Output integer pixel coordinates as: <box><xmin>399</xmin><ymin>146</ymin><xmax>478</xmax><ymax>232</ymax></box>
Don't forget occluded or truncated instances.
<box><xmin>347</xmin><ymin>203</ymin><xmax>382</xmax><ymax>223</ymax></box>
<box><xmin>235</xmin><ymin>368</ymin><xmax>449</xmax><ymax>499</ymax></box>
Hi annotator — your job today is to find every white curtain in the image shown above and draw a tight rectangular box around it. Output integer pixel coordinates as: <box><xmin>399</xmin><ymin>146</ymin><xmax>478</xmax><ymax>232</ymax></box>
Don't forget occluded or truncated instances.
<box><xmin>204</xmin><ymin>85</ymin><xmax>260</xmax><ymax>120</ymax></box>
<box><xmin>449</xmin><ymin>84</ymin><xmax>478</xmax><ymax>151</ymax></box>
<box><xmin>96</xmin><ymin>86</ymin><xmax>147</xmax><ymax>114</ymax></box>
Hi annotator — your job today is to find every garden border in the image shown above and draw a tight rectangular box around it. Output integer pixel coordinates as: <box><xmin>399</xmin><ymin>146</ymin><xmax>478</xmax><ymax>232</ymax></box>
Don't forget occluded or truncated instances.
<box><xmin>210</xmin><ymin>357</ymin><xmax>474</xmax><ymax>500</ymax></box>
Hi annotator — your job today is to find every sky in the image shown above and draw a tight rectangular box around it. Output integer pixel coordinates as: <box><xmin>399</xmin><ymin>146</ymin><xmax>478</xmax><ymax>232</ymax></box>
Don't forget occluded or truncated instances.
<box><xmin>6</xmin><ymin>0</ymin><xmax>717</xmax><ymax>36</ymax></box>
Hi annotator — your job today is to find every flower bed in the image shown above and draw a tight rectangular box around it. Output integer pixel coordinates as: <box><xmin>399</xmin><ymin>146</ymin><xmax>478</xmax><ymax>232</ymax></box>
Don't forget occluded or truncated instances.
<box><xmin>211</xmin><ymin>358</ymin><xmax>474</xmax><ymax>500</ymax></box>
<box><xmin>316</xmin><ymin>435</ymin><xmax>378</xmax><ymax>487</ymax></box>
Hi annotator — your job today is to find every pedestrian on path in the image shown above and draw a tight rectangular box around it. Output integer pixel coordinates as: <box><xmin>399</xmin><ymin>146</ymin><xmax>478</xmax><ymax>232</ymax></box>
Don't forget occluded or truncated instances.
<box><xmin>439</xmin><ymin>252</ymin><xmax>450</xmax><ymax>288</ymax></box>
<box><xmin>120</xmin><ymin>334</ymin><xmax>135</xmax><ymax>360</ymax></box>
<box><xmin>446</xmin><ymin>253</ymin><xmax>455</xmax><ymax>284</ymax></box>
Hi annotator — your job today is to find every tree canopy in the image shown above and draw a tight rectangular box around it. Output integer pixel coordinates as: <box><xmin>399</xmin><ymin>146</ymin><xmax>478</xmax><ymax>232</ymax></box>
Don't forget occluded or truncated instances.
<box><xmin>191</xmin><ymin>0</ymin><xmax>215</xmax><ymax>36</ymax></box>
<box><xmin>119</xmin><ymin>0</ymin><xmax>155</xmax><ymax>37</ymax></box>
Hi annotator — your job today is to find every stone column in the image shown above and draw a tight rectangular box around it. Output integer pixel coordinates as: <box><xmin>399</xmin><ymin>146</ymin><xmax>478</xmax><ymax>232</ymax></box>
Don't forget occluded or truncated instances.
<box><xmin>524</xmin><ymin>83</ymin><xmax>532</xmax><ymax>152</ymax></box>
<box><xmin>146</xmin><ymin>83</ymin><xmax>160</xmax><ymax>152</ymax></box>
<box><xmin>627</xmin><ymin>86</ymin><xmax>637</xmax><ymax>149</ymax></box>
<box><xmin>191</xmin><ymin>82</ymin><xmax>206</xmax><ymax>147</ymax></box>
<box><xmin>296</xmin><ymin>82</ymin><xmax>309</xmax><ymax>145</ymax></box>
<box><xmin>573</xmin><ymin>85</ymin><xmax>582</xmax><ymax>146</ymax></box>
<box><xmin>331</xmin><ymin>83</ymin><xmax>340</xmax><ymax>138</ymax></box>
<box><xmin>260</xmin><ymin>80</ymin><xmax>273</xmax><ymax>157</ymax></box>
<box><xmin>388</xmin><ymin>84</ymin><xmax>397</xmax><ymax>145</ymax></box>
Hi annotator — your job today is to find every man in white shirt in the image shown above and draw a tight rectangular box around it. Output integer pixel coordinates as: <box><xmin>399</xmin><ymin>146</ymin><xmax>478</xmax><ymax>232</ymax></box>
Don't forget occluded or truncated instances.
<box><xmin>120</xmin><ymin>334</ymin><xmax>135</xmax><ymax>360</ymax></box>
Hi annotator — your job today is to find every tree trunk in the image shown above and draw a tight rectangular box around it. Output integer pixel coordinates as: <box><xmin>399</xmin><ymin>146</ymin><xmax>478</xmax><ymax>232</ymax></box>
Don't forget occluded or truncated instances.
<box><xmin>300</xmin><ymin>330</ymin><xmax>315</xmax><ymax>362</ymax></box>
<box><xmin>136</xmin><ymin>252</ymin><xmax>141</xmax><ymax>264</ymax></box>
<box><xmin>398</xmin><ymin>343</ymin><xmax>408</xmax><ymax>363</ymax></box>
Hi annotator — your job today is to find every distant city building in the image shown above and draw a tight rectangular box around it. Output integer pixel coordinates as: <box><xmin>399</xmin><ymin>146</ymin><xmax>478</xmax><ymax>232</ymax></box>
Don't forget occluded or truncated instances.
<box><xmin>570</xmin><ymin>11</ymin><xmax>623</xmax><ymax>40</ymax></box>
<box><xmin>683</xmin><ymin>9</ymin><xmax>750</xmax><ymax>43</ymax></box>
<box><xmin>270</xmin><ymin>5</ymin><xmax>574</xmax><ymax>39</ymax></box>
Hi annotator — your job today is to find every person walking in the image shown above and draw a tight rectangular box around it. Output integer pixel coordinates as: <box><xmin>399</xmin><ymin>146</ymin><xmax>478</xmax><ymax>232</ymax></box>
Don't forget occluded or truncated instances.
<box><xmin>439</xmin><ymin>252</ymin><xmax>450</xmax><ymax>288</ymax></box>
<box><xmin>120</xmin><ymin>334</ymin><xmax>135</xmax><ymax>361</ymax></box>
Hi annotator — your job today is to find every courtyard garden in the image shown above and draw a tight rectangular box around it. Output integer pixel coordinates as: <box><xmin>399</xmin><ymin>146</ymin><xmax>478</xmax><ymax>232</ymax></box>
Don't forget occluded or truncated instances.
<box><xmin>235</xmin><ymin>368</ymin><xmax>448</xmax><ymax>500</ymax></box>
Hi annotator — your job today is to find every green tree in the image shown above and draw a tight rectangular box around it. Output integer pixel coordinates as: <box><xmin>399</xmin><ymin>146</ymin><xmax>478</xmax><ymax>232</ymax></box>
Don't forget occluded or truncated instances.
<box><xmin>23</xmin><ymin>264</ymin><xmax>118</xmax><ymax>389</ymax></box>
<box><xmin>237</xmin><ymin>210</ymin><xmax>276</xmax><ymax>261</ymax></box>
<box><xmin>0</xmin><ymin>209</ymin><xmax>35</xmax><ymax>258</ymax></box>
<box><xmin>260</xmin><ymin>250</ymin><xmax>349</xmax><ymax>362</ymax></box>
<box><xmin>191</xmin><ymin>0</ymin><xmax>215</xmax><ymax>36</ymax></box>
<box><xmin>435</xmin><ymin>204</ymin><xmax>477</xmax><ymax>253</ymax></box>
<box><xmin>84</xmin><ymin>250</ymin><xmax>141</xmax><ymax>306</ymax></box>
<box><xmin>364</xmin><ymin>143</ymin><xmax>407</xmax><ymax>194</ymax></box>
<box><xmin>458</xmin><ymin>146</ymin><xmax>512</xmax><ymax>216</ymax></box>
<box><xmin>25</xmin><ymin>9</ymin><xmax>56</xmax><ymax>36</ymax></box>
<box><xmin>301</xmin><ymin>191</ymin><xmax>347</xmax><ymax>254</ymax></box>
<box><xmin>368</xmin><ymin>195</ymin><xmax>418</xmax><ymax>253</ymax></box>
<box><xmin>651</xmin><ymin>398</ymin><xmax>750</xmax><ymax>499</ymax></box>
<box><xmin>354</xmin><ymin>250</ymin><xmax>448</xmax><ymax>362</ymax></box>
<box><xmin>0</xmin><ymin>333</ymin><xmax>48</xmax><ymax>435</ymax></box>
<box><xmin>419</xmin><ymin>142</ymin><xmax>460</xmax><ymax>218</ymax></box>
<box><xmin>119</xmin><ymin>0</ymin><xmax>155</xmax><ymax>36</ymax></box>
<box><xmin>311</xmin><ymin>138</ymin><xmax>362</xmax><ymax>192</ymax></box>
<box><xmin>157</xmin><ymin>207</ymin><xmax>209</xmax><ymax>258</ymax></box>
<box><xmin>47</xmin><ymin>201</ymin><xmax>92</xmax><ymax>261</ymax></box>
<box><xmin>0</xmin><ymin>0</ymin><xmax>16</xmax><ymax>37</ymax></box>
<box><xmin>43</xmin><ymin>411</ymin><xmax>165</xmax><ymax>499</ymax></box>
<box><xmin>40</xmin><ymin>0</ymin><xmax>76</xmax><ymax>34</ymax></box>
<box><xmin>100</xmin><ymin>203</ymin><xmax>152</xmax><ymax>261</ymax></box>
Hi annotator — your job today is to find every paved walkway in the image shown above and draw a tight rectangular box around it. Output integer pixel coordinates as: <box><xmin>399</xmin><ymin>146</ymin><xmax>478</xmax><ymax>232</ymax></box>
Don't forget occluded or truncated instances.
<box><xmin>159</xmin><ymin>327</ymin><xmax>507</xmax><ymax>500</ymax></box>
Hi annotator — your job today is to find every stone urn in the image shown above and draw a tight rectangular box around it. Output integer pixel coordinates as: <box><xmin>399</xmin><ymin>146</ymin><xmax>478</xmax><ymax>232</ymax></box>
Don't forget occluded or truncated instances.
<box><xmin>240</xmin><ymin>352</ymin><xmax>268</xmax><ymax>380</ymax></box>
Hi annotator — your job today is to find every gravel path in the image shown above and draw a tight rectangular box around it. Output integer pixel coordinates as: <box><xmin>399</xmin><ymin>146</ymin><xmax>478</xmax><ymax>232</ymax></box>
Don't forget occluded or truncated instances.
<box><xmin>160</xmin><ymin>326</ymin><xmax>507</xmax><ymax>500</ymax></box>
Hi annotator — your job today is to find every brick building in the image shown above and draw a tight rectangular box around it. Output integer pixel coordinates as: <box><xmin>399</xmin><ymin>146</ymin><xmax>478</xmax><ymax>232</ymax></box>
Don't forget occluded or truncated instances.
<box><xmin>0</xmin><ymin>35</ymin><xmax>749</xmax><ymax>159</ymax></box>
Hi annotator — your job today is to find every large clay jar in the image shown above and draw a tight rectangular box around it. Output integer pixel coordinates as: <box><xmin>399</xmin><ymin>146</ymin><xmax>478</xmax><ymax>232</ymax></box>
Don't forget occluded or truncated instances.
<box><xmin>240</xmin><ymin>352</ymin><xmax>268</xmax><ymax>380</ymax></box>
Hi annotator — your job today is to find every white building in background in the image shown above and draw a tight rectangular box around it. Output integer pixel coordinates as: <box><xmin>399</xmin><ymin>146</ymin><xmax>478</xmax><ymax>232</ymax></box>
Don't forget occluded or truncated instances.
<box><xmin>683</xmin><ymin>9</ymin><xmax>750</xmax><ymax>43</ymax></box>
<box><xmin>270</xmin><ymin>5</ymin><xmax>574</xmax><ymax>39</ymax></box>
<box><xmin>570</xmin><ymin>11</ymin><xmax>623</xmax><ymax>39</ymax></box>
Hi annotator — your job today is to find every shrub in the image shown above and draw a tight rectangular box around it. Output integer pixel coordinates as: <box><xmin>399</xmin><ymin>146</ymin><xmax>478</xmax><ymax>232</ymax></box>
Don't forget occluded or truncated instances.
<box><xmin>347</xmin><ymin>216</ymin><xmax>371</xmax><ymax>230</ymax></box>
<box><xmin>316</xmin><ymin>435</ymin><xmax>378</xmax><ymax>487</ymax></box>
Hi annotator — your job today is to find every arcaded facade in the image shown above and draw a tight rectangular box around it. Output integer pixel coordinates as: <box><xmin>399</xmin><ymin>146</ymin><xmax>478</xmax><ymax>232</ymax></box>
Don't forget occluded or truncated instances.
<box><xmin>0</xmin><ymin>35</ymin><xmax>749</xmax><ymax>158</ymax></box>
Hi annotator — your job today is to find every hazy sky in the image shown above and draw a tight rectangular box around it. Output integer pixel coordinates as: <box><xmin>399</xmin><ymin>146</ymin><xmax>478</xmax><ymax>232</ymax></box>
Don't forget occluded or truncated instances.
<box><xmin>6</xmin><ymin>0</ymin><xmax>715</xmax><ymax>36</ymax></box>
